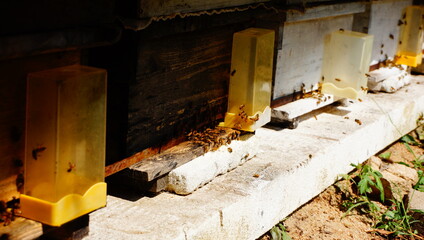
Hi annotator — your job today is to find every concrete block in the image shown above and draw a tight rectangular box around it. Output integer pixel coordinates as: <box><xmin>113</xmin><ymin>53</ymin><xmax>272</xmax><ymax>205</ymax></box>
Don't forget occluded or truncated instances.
<box><xmin>384</xmin><ymin>163</ymin><xmax>418</xmax><ymax>183</ymax></box>
<box><xmin>167</xmin><ymin>134</ymin><xmax>258</xmax><ymax>195</ymax></box>
<box><xmin>88</xmin><ymin>76</ymin><xmax>424</xmax><ymax>240</ymax></box>
<box><xmin>368</xmin><ymin>67</ymin><xmax>410</xmax><ymax>93</ymax></box>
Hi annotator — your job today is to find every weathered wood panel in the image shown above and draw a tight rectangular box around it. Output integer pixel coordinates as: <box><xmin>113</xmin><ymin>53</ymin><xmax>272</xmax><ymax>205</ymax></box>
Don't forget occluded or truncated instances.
<box><xmin>0</xmin><ymin>51</ymin><xmax>80</xmax><ymax>202</ymax></box>
<box><xmin>285</xmin><ymin>2</ymin><xmax>365</xmax><ymax>23</ymax></box>
<box><xmin>0</xmin><ymin>0</ymin><xmax>115</xmax><ymax>36</ymax></box>
<box><xmin>353</xmin><ymin>0</ymin><xmax>412</xmax><ymax>65</ymax></box>
<box><xmin>273</xmin><ymin>15</ymin><xmax>354</xmax><ymax>100</ymax></box>
<box><xmin>0</xmin><ymin>26</ymin><xmax>121</xmax><ymax>60</ymax></box>
<box><xmin>126</xmin><ymin>10</ymin><xmax>279</xmax><ymax>156</ymax></box>
<box><xmin>127</xmin><ymin>26</ymin><xmax>231</xmax><ymax>155</ymax></box>
<box><xmin>137</xmin><ymin>0</ymin><xmax>270</xmax><ymax>18</ymax></box>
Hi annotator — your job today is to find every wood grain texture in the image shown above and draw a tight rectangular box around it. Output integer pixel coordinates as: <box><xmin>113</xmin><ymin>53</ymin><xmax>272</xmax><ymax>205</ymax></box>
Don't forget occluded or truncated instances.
<box><xmin>126</xmin><ymin>141</ymin><xmax>205</xmax><ymax>181</ymax></box>
<box><xmin>285</xmin><ymin>2</ymin><xmax>365</xmax><ymax>23</ymax></box>
<box><xmin>137</xmin><ymin>0</ymin><xmax>271</xmax><ymax>18</ymax></box>
<box><xmin>126</xmin><ymin>11</ymin><xmax>269</xmax><ymax>156</ymax></box>
<box><xmin>273</xmin><ymin>15</ymin><xmax>353</xmax><ymax>99</ymax></box>
<box><xmin>0</xmin><ymin>51</ymin><xmax>80</xmax><ymax>202</ymax></box>
<box><xmin>0</xmin><ymin>217</ymin><xmax>42</xmax><ymax>240</ymax></box>
<box><xmin>124</xmin><ymin>127</ymin><xmax>240</xmax><ymax>182</ymax></box>
<box><xmin>0</xmin><ymin>0</ymin><xmax>115</xmax><ymax>36</ymax></box>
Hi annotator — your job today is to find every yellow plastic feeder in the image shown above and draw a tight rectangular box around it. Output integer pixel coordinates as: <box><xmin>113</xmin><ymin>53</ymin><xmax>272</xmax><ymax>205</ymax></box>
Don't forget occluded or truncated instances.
<box><xmin>21</xmin><ymin>65</ymin><xmax>107</xmax><ymax>226</ymax></box>
<box><xmin>395</xmin><ymin>6</ymin><xmax>424</xmax><ymax>67</ymax></box>
<box><xmin>321</xmin><ymin>30</ymin><xmax>373</xmax><ymax>100</ymax></box>
<box><xmin>219</xmin><ymin>28</ymin><xmax>275</xmax><ymax>132</ymax></box>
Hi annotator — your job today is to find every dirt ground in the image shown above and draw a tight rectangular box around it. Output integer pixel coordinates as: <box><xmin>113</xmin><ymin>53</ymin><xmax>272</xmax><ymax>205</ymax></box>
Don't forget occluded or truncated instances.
<box><xmin>259</xmin><ymin>138</ymin><xmax>424</xmax><ymax>240</ymax></box>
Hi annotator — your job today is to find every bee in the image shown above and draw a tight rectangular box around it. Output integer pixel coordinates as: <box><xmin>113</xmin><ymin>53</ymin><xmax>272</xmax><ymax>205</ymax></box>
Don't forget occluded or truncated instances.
<box><xmin>253</xmin><ymin>174</ymin><xmax>260</xmax><ymax>178</ymax></box>
<box><xmin>355</xmin><ymin>119</ymin><xmax>362</xmax><ymax>125</ymax></box>
<box><xmin>321</xmin><ymin>76</ymin><xmax>325</xmax><ymax>81</ymax></box>
<box><xmin>32</xmin><ymin>146</ymin><xmax>46</xmax><ymax>160</ymax></box>
<box><xmin>399</xmin><ymin>40</ymin><xmax>402</xmax><ymax>45</ymax></box>
<box><xmin>381</xmin><ymin>43</ymin><xmax>384</xmax><ymax>48</ymax></box>
<box><xmin>389</xmin><ymin>34</ymin><xmax>394</xmax><ymax>39</ymax></box>
<box><xmin>380</xmin><ymin>50</ymin><xmax>383</xmax><ymax>55</ymax></box>
<box><xmin>361</xmin><ymin>86</ymin><xmax>368</xmax><ymax>91</ymax></box>
<box><xmin>249</xmin><ymin>114</ymin><xmax>260</xmax><ymax>122</ymax></box>
<box><xmin>339</xmin><ymin>28</ymin><xmax>345</xmax><ymax>32</ymax></box>
<box><xmin>419</xmin><ymin>26</ymin><xmax>422</xmax><ymax>30</ymax></box>
<box><xmin>309</xmin><ymin>154</ymin><xmax>312</xmax><ymax>159</ymax></box>
<box><xmin>365</xmin><ymin>73</ymin><xmax>370</xmax><ymax>77</ymax></box>
<box><xmin>335</xmin><ymin>78</ymin><xmax>341</xmax><ymax>82</ymax></box>
<box><xmin>67</xmin><ymin>162</ymin><xmax>76</xmax><ymax>173</ymax></box>
<box><xmin>344</xmin><ymin>116</ymin><xmax>349</xmax><ymax>120</ymax></box>
<box><xmin>227</xmin><ymin>147</ymin><xmax>233</xmax><ymax>153</ymax></box>
<box><xmin>402</xmin><ymin>13</ymin><xmax>406</xmax><ymax>19</ymax></box>
<box><xmin>239</xmin><ymin>104</ymin><xmax>245</xmax><ymax>110</ymax></box>
<box><xmin>398</xmin><ymin>20</ymin><xmax>404</xmax><ymax>26</ymax></box>
<box><xmin>231</xmin><ymin>69</ymin><xmax>236</xmax><ymax>76</ymax></box>
<box><xmin>358</xmin><ymin>98</ymin><xmax>363</xmax><ymax>102</ymax></box>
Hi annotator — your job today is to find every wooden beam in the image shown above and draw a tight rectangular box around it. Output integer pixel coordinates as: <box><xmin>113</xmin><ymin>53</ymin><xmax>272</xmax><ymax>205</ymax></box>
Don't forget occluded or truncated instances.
<box><xmin>0</xmin><ymin>217</ymin><xmax>42</xmax><ymax>240</ymax></box>
<box><xmin>124</xmin><ymin>128</ymin><xmax>240</xmax><ymax>182</ymax></box>
<box><xmin>137</xmin><ymin>0</ymin><xmax>271</xmax><ymax>18</ymax></box>
<box><xmin>0</xmin><ymin>26</ymin><xmax>121</xmax><ymax>60</ymax></box>
<box><xmin>285</xmin><ymin>2</ymin><xmax>365</xmax><ymax>23</ymax></box>
<box><xmin>105</xmin><ymin>136</ymin><xmax>185</xmax><ymax>177</ymax></box>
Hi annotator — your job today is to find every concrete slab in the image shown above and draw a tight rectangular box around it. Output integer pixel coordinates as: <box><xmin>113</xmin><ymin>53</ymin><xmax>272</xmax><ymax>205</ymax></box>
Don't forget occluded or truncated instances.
<box><xmin>86</xmin><ymin>76</ymin><xmax>424</xmax><ymax>240</ymax></box>
<box><xmin>272</xmin><ymin>93</ymin><xmax>335</xmax><ymax>122</ymax></box>
<box><xmin>409</xmin><ymin>190</ymin><xmax>424</xmax><ymax>212</ymax></box>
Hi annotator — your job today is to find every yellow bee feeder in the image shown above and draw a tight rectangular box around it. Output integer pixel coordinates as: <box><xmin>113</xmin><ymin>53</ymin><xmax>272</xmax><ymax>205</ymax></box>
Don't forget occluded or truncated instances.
<box><xmin>219</xmin><ymin>28</ymin><xmax>275</xmax><ymax>132</ymax></box>
<box><xmin>395</xmin><ymin>6</ymin><xmax>424</xmax><ymax>67</ymax></box>
<box><xmin>21</xmin><ymin>65</ymin><xmax>107</xmax><ymax>226</ymax></box>
<box><xmin>321</xmin><ymin>30</ymin><xmax>373</xmax><ymax>100</ymax></box>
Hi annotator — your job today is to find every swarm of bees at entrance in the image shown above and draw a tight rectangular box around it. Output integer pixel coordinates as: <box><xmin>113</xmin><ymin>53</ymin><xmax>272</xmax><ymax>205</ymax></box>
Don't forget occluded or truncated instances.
<box><xmin>297</xmin><ymin>82</ymin><xmax>329</xmax><ymax>105</ymax></box>
<box><xmin>0</xmin><ymin>198</ymin><xmax>21</xmax><ymax>226</ymax></box>
<box><xmin>187</xmin><ymin>127</ymin><xmax>240</xmax><ymax>153</ymax></box>
<box><xmin>378</xmin><ymin>58</ymin><xmax>405</xmax><ymax>71</ymax></box>
<box><xmin>232</xmin><ymin>104</ymin><xmax>260</xmax><ymax>130</ymax></box>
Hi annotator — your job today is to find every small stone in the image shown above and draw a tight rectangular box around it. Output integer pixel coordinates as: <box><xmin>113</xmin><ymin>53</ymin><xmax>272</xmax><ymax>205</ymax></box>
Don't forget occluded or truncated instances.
<box><xmin>384</xmin><ymin>164</ymin><xmax>418</xmax><ymax>183</ymax></box>
<box><xmin>409</xmin><ymin>189</ymin><xmax>424</xmax><ymax>211</ymax></box>
<box><xmin>368</xmin><ymin>156</ymin><xmax>383</xmax><ymax>170</ymax></box>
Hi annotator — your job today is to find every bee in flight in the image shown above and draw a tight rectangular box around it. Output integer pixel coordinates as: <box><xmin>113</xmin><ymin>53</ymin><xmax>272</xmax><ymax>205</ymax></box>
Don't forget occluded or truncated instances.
<box><xmin>32</xmin><ymin>146</ymin><xmax>46</xmax><ymax>160</ymax></box>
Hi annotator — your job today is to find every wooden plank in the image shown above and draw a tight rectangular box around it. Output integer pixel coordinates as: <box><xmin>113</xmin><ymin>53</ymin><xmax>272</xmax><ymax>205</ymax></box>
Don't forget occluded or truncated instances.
<box><xmin>126</xmin><ymin>13</ymin><xmax>256</xmax><ymax>156</ymax></box>
<box><xmin>285</xmin><ymin>2</ymin><xmax>365</xmax><ymax>23</ymax></box>
<box><xmin>273</xmin><ymin>14</ymin><xmax>354</xmax><ymax>99</ymax></box>
<box><xmin>137</xmin><ymin>0</ymin><xmax>271</xmax><ymax>18</ymax></box>
<box><xmin>0</xmin><ymin>51</ymin><xmax>80</xmax><ymax>202</ymax></box>
<box><xmin>0</xmin><ymin>217</ymin><xmax>42</xmax><ymax>240</ymax></box>
<box><xmin>105</xmin><ymin>136</ymin><xmax>185</xmax><ymax>177</ymax></box>
<box><xmin>126</xmin><ymin>142</ymin><xmax>205</xmax><ymax>182</ymax></box>
<box><xmin>0</xmin><ymin>26</ymin><xmax>121</xmax><ymax>60</ymax></box>
<box><xmin>125</xmin><ymin>128</ymin><xmax>240</xmax><ymax>182</ymax></box>
<box><xmin>0</xmin><ymin>0</ymin><xmax>115</xmax><ymax>37</ymax></box>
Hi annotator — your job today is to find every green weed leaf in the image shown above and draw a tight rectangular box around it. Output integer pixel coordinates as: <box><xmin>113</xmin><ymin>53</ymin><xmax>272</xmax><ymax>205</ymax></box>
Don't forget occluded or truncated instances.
<box><xmin>401</xmin><ymin>134</ymin><xmax>419</xmax><ymax>146</ymax></box>
<box><xmin>378</xmin><ymin>152</ymin><xmax>391</xmax><ymax>160</ymax></box>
